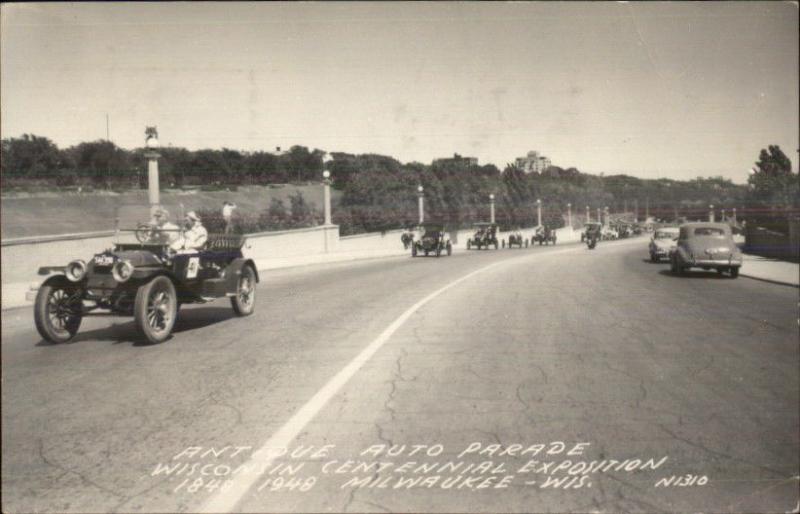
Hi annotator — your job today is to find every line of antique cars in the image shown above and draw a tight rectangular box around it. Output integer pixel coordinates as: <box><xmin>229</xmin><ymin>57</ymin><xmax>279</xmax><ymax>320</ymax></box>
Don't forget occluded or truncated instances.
<box><xmin>29</xmin><ymin>210</ymin><xmax>743</xmax><ymax>346</ymax></box>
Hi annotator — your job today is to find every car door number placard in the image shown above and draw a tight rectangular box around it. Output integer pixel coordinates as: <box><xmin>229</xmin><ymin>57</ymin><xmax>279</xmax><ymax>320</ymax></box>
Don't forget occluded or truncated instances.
<box><xmin>186</xmin><ymin>257</ymin><xmax>200</xmax><ymax>279</ymax></box>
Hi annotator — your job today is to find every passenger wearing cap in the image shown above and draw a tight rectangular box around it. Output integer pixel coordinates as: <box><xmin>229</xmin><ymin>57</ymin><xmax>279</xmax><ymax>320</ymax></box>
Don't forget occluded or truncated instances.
<box><xmin>171</xmin><ymin>211</ymin><xmax>208</xmax><ymax>251</ymax></box>
<box><xmin>157</xmin><ymin>209</ymin><xmax>181</xmax><ymax>245</ymax></box>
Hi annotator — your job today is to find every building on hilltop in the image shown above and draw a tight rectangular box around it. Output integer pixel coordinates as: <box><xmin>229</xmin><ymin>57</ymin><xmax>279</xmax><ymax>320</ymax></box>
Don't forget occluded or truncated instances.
<box><xmin>433</xmin><ymin>153</ymin><xmax>479</xmax><ymax>167</ymax></box>
<box><xmin>515</xmin><ymin>151</ymin><xmax>552</xmax><ymax>174</ymax></box>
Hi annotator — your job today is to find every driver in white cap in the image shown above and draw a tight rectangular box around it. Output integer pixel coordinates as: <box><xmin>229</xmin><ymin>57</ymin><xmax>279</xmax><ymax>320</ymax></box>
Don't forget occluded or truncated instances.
<box><xmin>171</xmin><ymin>211</ymin><xmax>208</xmax><ymax>251</ymax></box>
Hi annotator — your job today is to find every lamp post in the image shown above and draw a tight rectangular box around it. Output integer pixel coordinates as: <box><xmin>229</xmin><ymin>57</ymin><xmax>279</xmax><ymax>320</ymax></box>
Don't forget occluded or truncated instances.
<box><xmin>417</xmin><ymin>185</ymin><xmax>424</xmax><ymax>224</ymax></box>
<box><xmin>489</xmin><ymin>193</ymin><xmax>495</xmax><ymax>224</ymax></box>
<box><xmin>322</xmin><ymin>170</ymin><xmax>332</xmax><ymax>226</ymax></box>
<box><xmin>144</xmin><ymin>127</ymin><xmax>160</xmax><ymax>209</ymax></box>
<box><xmin>536</xmin><ymin>199</ymin><xmax>542</xmax><ymax>227</ymax></box>
<box><xmin>604</xmin><ymin>206</ymin><xmax>609</xmax><ymax>227</ymax></box>
<box><xmin>567</xmin><ymin>203</ymin><xmax>572</xmax><ymax>228</ymax></box>
<box><xmin>732</xmin><ymin>207</ymin><xmax>737</xmax><ymax>223</ymax></box>
<box><xmin>597</xmin><ymin>207</ymin><xmax>601</xmax><ymax>226</ymax></box>
<box><xmin>709</xmin><ymin>204</ymin><xmax>714</xmax><ymax>222</ymax></box>
<box><xmin>634</xmin><ymin>199</ymin><xmax>639</xmax><ymax>223</ymax></box>
<box><xmin>586</xmin><ymin>205</ymin><xmax>590</xmax><ymax>223</ymax></box>
<box><xmin>721</xmin><ymin>208</ymin><xmax>726</xmax><ymax>222</ymax></box>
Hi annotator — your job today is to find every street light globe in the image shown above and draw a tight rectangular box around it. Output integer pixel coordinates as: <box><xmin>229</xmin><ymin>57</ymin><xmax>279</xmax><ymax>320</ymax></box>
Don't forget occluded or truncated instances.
<box><xmin>418</xmin><ymin>185</ymin><xmax>424</xmax><ymax>193</ymax></box>
<box><xmin>489</xmin><ymin>194</ymin><xmax>495</xmax><ymax>200</ymax></box>
<box><xmin>323</xmin><ymin>170</ymin><xmax>330</xmax><ymax>179</ymax></box>
<box><xmin>537</xmin><ymin>199</ymin><xmax>541</xmax><ymax>205</ymax></box>
<box><xmin>145</xmin><ymin>137</ymin><xmax>159</xmax><ymax>149</ymax></box>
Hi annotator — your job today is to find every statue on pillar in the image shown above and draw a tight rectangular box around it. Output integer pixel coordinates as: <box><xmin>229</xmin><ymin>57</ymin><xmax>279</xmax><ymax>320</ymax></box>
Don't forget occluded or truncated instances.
<box><xmin>145</xmin><ymin>126</ymin><xmax>159</xmax><ymax>147</ymax></box>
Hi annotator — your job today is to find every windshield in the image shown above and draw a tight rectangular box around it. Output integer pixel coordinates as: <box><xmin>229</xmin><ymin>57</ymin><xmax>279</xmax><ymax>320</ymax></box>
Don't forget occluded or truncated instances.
<box><xmin>655</xmin><ymin>231</ymin><xmax>677</xmax><ymax>239</ymax></box>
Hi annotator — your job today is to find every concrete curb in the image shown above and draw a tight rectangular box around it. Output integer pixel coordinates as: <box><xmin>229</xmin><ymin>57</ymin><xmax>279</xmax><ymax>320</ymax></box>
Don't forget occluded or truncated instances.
<box><xmin>739</xmin><ymin>273</ymin><xmax>800</xmax><ymax>288</ymax></box>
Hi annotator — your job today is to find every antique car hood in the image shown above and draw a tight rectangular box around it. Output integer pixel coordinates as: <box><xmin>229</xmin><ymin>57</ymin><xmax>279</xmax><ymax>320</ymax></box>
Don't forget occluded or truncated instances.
<box><xmin>109</xmin><ymin>250</ymin><xmax>163</xmax><ymax>267</ymax></box>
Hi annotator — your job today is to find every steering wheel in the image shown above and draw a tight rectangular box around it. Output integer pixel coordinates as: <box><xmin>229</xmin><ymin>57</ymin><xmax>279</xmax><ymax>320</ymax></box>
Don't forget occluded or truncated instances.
<box><xmin>135</xmin><ymin>223</ymin><xmax>160</xmax><ymax>244</ymax></box>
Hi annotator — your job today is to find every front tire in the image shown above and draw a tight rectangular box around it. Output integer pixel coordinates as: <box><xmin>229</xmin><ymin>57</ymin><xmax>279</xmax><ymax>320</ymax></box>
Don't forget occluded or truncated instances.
<box><xmin>231</xmin><ymin>265</ymin><xmax>256</xmax><ymax>316</ymax></box>
<box><xmin>134</xmin><ymin>276</ymin><xmax>177</xmax><ymax>344</ymax></box>
<box><xmin>34</xmin><ymin>277</ymin><xmax>83</xmax><ymax>343</ymax></box>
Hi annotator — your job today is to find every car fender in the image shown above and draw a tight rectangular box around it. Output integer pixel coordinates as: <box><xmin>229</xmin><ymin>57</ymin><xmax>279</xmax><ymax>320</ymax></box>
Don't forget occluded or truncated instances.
<box><xmin>37</xmin><ymin>266</ymin><xmax>66</xmax><ymax>276</ymax></box>
<box><xmin>224</xmin><ymin>258</ymin><xmax>259</xmax><ymax>294</ymax></box>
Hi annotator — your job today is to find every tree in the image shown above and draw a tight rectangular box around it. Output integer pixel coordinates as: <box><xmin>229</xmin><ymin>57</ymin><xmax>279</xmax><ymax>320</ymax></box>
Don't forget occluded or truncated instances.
<box><xmin>746</xmin><ymin>145</ymin><xmax>799</xmax><ymax>232</ymax></box>
<box><xmin>1</xmin><ymin>134</ymin><xmax>68</xmax><ymax>181</ymax></box>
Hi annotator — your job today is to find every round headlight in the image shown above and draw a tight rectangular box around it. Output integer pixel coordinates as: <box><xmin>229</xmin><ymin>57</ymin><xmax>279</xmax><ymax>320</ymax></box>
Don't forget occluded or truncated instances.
<box><xmin>65</xmin><ymin>260</ymin><xmax>87</xmax><ymax>282</ymax></box>
<box><xmin>112</xmin><ymin>260</ymin><xmax>134</xmax><ymax>283</ymax></box>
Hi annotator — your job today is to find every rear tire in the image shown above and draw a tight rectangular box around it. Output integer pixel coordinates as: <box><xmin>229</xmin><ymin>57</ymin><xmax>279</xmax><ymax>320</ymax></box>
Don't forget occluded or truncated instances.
<box><xmin>34</xmin><ymin>277</ymin><xmax>83</xmax><ymax>343</ymax></box>
<box><xmin>134</xmin><ymin>276</ymin><xmax>177</xmax><ymax>344</ymax></box>
<box><xmin>231</xmin><ymin>265</ymin><xmax>256</xmax><ymax>316</ymax></box>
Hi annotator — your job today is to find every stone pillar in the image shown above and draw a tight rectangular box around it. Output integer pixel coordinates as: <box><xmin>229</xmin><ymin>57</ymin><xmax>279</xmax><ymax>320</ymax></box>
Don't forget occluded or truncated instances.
<box><xmin>567</xmin><ymin>203</ymin><xmax>572</xmax><ymax>228</ymax></box>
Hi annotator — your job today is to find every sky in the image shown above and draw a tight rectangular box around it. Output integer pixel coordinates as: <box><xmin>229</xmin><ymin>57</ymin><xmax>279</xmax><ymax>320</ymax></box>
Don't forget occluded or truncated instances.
<box><xmin>1</xmin><ymin>2</ymin><xmax>798</xmax><ymax>183</ymax></box>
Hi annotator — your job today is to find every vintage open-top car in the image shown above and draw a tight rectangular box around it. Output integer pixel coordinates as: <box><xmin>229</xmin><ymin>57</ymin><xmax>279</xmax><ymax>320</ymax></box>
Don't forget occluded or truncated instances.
<box><xmin>581</xmin><ymin>222</ymin><xmax>602</xmax><ymax>242</ymax></box>
<box><xmin>533</xmin><ymin>225</ymin><xmax>557</xmax><ymax>245</ymax></box>
<box><xmin>503</xmin><ymin>228</ymin><xmax>528</xmax><ymax>249</ymax></box>
<box><xmin>670</xmin><ymin>222</ymin><xmax>742</xmax><ymax>278</ymax></box>
<box><xmin>30</xmin><ymin>224</ymin><xmax>259</xmax><ymax>344</ymax></box>
<box><xmin>411</xmin><ymin>224</ymin><xmax>452</xmax><ymax>257</ymax></box>
<box><xmin>466</xmin><ymin>222</ymin><xmax>499</xmax><ymax>250</ymax></box>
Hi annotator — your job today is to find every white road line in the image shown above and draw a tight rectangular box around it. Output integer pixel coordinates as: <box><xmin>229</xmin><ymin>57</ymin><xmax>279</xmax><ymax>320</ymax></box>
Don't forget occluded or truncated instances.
<box><xmin>200</xmin><ymin>246</ymin><xmax>581</xmax><ymax>512</ymax></box>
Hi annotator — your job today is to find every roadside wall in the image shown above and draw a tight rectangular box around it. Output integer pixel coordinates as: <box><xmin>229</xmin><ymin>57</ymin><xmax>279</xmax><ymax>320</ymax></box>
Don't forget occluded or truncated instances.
<box><xmin>745</xmin><ymin>219</ymin><xmax>800</xmax><ymax>262</ymax></box>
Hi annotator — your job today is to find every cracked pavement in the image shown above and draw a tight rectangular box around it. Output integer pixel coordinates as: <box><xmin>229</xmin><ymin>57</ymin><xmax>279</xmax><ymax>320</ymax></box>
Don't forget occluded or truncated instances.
<box><xmin>2</xmin><ymin>240</ymin><xmax>798</xmax><ymax>513</ymax></box>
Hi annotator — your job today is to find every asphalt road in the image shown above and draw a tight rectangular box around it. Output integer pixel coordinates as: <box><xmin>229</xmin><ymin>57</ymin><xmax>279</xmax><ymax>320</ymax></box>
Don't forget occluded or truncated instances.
<box><xmin>2</xmin><ymin>238</ymin><xmax>798</xmax><ymax>513</ymax></box>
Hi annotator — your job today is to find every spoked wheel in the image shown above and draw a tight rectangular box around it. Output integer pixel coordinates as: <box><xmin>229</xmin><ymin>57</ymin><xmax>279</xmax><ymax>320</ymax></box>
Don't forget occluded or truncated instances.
<box><xmin>134</xmin><ymin>276</ymin><xmax>177</xmax><ymax>344</ymax></box>
<box><xmin>231</xmin><ymin>265</ymin><xmax>257</xmax><ymax>316</ymax></box>
<box><xmin>34</xmin><ymin>277</ymin><xmax>84</xmax><ymax>343</ymax></box>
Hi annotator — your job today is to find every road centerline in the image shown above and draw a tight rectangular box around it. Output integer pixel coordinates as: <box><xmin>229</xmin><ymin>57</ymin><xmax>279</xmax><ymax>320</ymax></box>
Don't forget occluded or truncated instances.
<box><xmin>200</xmin><ymin>246</ymin><xmax>582</xmax><ymax>512</ymax></box>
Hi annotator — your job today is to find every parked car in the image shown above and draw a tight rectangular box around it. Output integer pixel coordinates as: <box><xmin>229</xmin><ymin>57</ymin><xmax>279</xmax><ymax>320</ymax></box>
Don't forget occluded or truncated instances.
<box><xmin>412</xmin><ymin>224</ymin><xmax>452</xmax><ymax>257</ymax></box>
<box><xmin>503</xmin><ymin>228</ymin><xmax>528</xmax><ymax>249</ymax></box>
<box><xmin>30</xmin><ymin>229</ymin><xmax>258</xmax><ymax>344</ymax></box>
<box><xmin>670</xmin><ymin>222</ymin><xmax>742</xmax><ymax>278</ymax></box>
<box><xmin>649</xmin><ymin>227</ymin><xmax>679</xmax><ymax>262</ymax></box>
<box><xmin>466</xmin><ymin>222</ymin><xmax>499</xmax><ymax>250</ymax></box>
<box><xmin>533</xmin><ymin>225</ymin><xmax>557</xmax><ymax>245</ymax></box>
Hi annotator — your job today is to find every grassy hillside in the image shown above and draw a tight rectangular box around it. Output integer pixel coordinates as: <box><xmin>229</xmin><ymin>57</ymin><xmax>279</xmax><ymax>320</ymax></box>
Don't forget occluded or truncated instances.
<box><xmin>0</xmin><ymin>185</ymin><xmax>341</xmax><ymax>239</ymax></box>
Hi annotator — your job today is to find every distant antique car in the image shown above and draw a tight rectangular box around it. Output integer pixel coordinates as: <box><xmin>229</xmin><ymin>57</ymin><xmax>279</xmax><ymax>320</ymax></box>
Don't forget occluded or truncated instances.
<box><xmin>533</xmin><ymin>225</ymin><xmax>557</xmax><ymax>245</ymax></box>
<box><xmin>503</xmin><ymin>228</ymin><xmax>528</xmax><ymax>249</ymax></box>
<box><xmin>30</xmin><ymin>228</ymin><xmax>258</xmax><ymax>344</ymax></box>
<box><xmin>649</xmin><ymin>226</ymin><xmax>679</xmax><ymax>262</ymax></box>
<box><xmin>581</xmin><ymin>222</ymin><xmax>602</xmax><ymax>242</ymax></box>
<box><xmin>411</xmin><ymin>224</ymin><xmax>452</xmax><ymax>257</ymax></box>
<box><xmin>670</xmin><ymin>222</ymin><xmax>742</xmax><ymax>278</ymax></box>
<box><xmin>466</xmin><ymin>222</ymin><xmax>499</xmax><ymax>250</ymax></box>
